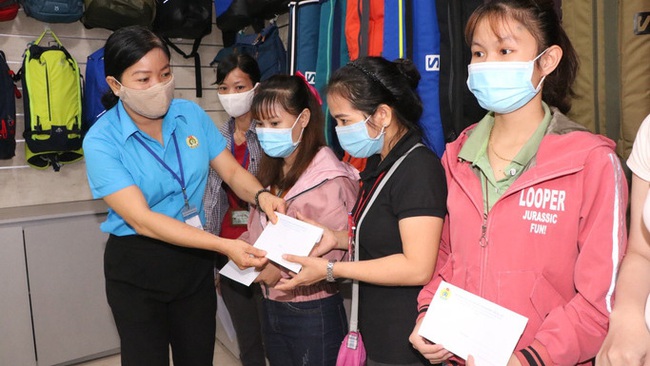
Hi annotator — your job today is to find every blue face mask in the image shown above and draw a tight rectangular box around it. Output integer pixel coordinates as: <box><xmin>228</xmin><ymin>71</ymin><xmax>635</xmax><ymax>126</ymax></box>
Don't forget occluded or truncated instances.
<box><xmin>467</xmin><ymin>50</ymin><xmax>547</xmax><ymax>114</ymax></box>
<box><xmin>335</xmin><ymin>115</ymin><xmax>385</xmax><ymax>158</ymax></box>
<box><xmin>256</xmin><ymin>112</ymin><xmax>304</xmax><ymax>158</ymax></box>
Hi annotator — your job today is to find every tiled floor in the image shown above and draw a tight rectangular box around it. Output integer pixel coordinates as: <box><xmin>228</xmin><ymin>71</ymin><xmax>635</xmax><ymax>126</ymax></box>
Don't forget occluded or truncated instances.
<box><xmin>75</xmin><ymin>340</ymin><xmax>243</xmax><ymax>366</ymax></box>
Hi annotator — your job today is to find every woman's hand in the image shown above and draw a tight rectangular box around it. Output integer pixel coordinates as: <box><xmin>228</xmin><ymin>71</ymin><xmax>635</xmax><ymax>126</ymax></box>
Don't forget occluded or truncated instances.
<box><xmin>597</xmin><ymin>311</ymin><xmax>650</xmax><ymax>366</ymax></box>
<box><xmin>255</xmin><ymin>263</ymin><xmax>283</xmax><ymax>287</ymax></box>
<box><xmin>227</xmin><ymin>239</ymin><xmax>268</xmax><ymax>269</ymax></box>
<box><xmin>409</xmin><ymin>318</ymin><xmax>452</xmax><ymax>363</ymax></box>
<box><xmin>297</xmin><ymin>212</ymin><xmax>341</xmax><ymax>257</ymax></box>
<box><xmin>274</xmin><ymin>255</ymin><xmax>328</xmax><ymax>290</ymax></box>
<box><xmin>258</xmin><ymin>191</ymin><xmax>286</xmax><ymax>224</ymax></box>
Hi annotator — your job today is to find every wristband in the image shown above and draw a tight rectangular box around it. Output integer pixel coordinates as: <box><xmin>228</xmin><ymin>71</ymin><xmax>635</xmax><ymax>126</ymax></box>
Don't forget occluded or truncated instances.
<box><xmin>326</xmin><ymin>259</ymin><xmax>337</xmax><ymax>282</ymax></box>
<box><xmin>254</xmin><ymin>188</ymin><xmax>270</xmax><ymax>207</ymax></box>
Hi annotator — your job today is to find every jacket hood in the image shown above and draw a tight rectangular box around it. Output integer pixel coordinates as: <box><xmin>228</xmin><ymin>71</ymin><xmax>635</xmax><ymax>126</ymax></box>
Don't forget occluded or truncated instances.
<box><xmin>447</xmin><ymin>108</ymin><xmax>617</xmax><ymax>175</ymax></box>
<box><xmin>285</xmin><ymin>147</ymin><xmax>360</xmax><ymax>201</ymax></box>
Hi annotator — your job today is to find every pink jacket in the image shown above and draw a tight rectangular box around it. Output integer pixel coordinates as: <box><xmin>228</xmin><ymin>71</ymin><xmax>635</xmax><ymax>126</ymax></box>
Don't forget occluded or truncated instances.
<box><xmin>241</xmin><ymin>147</ymin><xmax>360</xmax><ymax>302</ymax></box>
<box><xmin>417</xmin><ymin>111</ymin><xmax>628</xmax><ymax>366</ymax></box>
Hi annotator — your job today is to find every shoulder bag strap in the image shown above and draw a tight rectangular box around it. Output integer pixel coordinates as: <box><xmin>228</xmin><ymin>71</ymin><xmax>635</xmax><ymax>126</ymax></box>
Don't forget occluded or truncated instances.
<box><xmin>349</xmin><ymin>143</ymin><xmax>423</xmax><ymax>332</ymax></box>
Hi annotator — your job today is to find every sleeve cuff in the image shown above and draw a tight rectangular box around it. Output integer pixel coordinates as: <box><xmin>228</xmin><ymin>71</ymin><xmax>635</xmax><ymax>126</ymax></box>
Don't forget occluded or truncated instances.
<box><xmin>416</xmin><ymin>306</ymin><xmax>429</xmax><ymax>322</ymax></box>
<box><xmin>515</xmin><ymin>340</ymin><xmax>552</xmax><ymax>366</ymax></box>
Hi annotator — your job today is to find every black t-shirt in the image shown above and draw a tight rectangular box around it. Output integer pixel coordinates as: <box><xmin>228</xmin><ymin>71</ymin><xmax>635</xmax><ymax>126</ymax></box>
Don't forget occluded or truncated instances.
<box><xmin>352</xmin><ymin>132</ymin><xmax>447</xmax><ymax>364</ymax></box>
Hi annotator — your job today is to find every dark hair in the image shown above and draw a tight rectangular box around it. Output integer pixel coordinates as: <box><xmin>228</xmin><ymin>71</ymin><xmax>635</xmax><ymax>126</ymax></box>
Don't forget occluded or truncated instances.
<box><xmin>251</xmin><ymin>74</ymin><xmax>325</xmax><ymax>191</ymax></box>
<box><xmin>215</xmin><ymin>53</ymin><xmax>261</xmax><ymax>85</ymax></box>
<box><xmin>326</xmin><ymin>56</ymin><xmax>423</xmax><ymax>146</ymax></box>
<box><xmin>101</xmin><ymin>25</ymin><xmax>171</xmax><ymax>110</ymax></box>
<box><xmin>465</xmin><ymin>0</ymin><xmax>579</xmax><ymax>113</ymax></box>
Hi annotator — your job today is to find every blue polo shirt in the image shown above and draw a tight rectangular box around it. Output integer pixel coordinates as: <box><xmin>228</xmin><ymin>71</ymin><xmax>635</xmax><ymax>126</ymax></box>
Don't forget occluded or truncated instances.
<box><xmin>83</xmin><ymin>99</ymin><xmax>226</xmax><ymax>236</ymax></box>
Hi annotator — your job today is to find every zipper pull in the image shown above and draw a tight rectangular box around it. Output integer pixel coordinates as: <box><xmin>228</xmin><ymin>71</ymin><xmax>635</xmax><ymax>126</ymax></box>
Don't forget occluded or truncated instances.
<box><xmin>479</xmin><ymin>213</ymin><xmax>488</xmax><ymax>247</ymax></box>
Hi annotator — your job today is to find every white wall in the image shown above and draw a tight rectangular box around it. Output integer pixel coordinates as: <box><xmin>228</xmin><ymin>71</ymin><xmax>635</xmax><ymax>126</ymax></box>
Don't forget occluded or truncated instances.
<box><xmin>0</xmin><ymin>9</ymin><xmax>287</xmax><ymax>209</ymax></box>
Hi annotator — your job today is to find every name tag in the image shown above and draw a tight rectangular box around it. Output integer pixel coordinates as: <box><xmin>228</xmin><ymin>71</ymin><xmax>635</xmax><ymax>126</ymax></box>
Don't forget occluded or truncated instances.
<box><xmin>231</xmin><ymin>210</ymin><xmax>249</xmax><ymax>226</ymax></box>
<box><xmin>182</xmin><ymin>205</ymin><xmax>204</xmax><ymax>230</ymax></box>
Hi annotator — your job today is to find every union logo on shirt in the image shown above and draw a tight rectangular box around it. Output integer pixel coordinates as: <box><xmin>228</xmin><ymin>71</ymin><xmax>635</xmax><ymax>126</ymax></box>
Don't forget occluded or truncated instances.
<box><xmin>186</xmin><ymin>135</ymin><xmax>199</xmax><ymax>148</ymax></box>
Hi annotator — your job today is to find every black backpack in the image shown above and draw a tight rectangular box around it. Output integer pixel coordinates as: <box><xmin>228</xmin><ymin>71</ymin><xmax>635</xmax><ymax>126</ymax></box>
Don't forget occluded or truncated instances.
<box><xmin>436</xmin><ymin>0</ymin><xmax>486</xmax><ymax>142</ymax></box>
<box><xmin>0</xmin><ymin>50</ymin><xmax>19</xmax><ymax>159</ymax></box>
<box><xmin>154</xmin><ymin>0</ymin><xmax>212</xmax><ymax>98</ymax></box>
<box><xmin>81</xmin><ymin>0</ymin><xmax>156</xmax><ymax>31</ymax></box>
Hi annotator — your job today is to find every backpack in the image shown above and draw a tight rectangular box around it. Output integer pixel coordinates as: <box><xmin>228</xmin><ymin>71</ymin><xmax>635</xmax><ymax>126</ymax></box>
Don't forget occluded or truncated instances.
<box><xmin>18</xmin><ymin>30</ymin><xmax>83</xmax><ymax>171</ymax></box>
<box><xmin>435</xmin><ymin>0</ymin><xmax>485</xmax><ymax>143</ymax></box>
<box><xmin>83</xmin><ymin>47</ymin><xmax>109</xmax><ymax>133</ymax></box>
<box><xmin>81</xmin><ymin>0</ymin><xmax>156</xmax><ymax>31</ymax></box>
<box><xmin>0</xmin><ymin>50</ymin><xmax>19</xmax><ymax>159</ymax></box>
<box><xmin>211</xmin><ymin>22</ymin><xmax>286</xmax><ymax>81</ymax></box>
<box><xmin>154</xmin><ymin>0</ymin><xmax>212</xmax><ymax>97</ymax></box>
<box><xmin>20</xmin><ymin>0</ymin><xmax>83</xmax><ymax>23</ymax></box>
<box><xmin>0</xmin><ymin>0</ymin><xmax>19</xmax><ymax>21</ymax></box>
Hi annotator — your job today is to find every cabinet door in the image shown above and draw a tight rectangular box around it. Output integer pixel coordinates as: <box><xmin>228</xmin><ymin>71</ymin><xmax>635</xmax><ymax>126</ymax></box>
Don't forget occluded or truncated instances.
<box><xmin>0</xmin><ymin>226</ymin><xmax>37</xmax><ymax>366</ymax></box>
<box><xmin>23</xmin><ymin>215</ymin><xmax>119</xmax><ymax>366</ymax></box>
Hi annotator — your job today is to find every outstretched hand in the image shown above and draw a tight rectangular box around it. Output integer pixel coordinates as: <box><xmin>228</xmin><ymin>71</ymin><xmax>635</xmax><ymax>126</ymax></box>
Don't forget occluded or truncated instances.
<box><xmin>273</xmin><ymin>254</ymin><xmax>328</xmax><ymax>291</ymax></box>
<box><xmin>258</xmin><ymin>191</ymin><xmax>286</xmax><ymax>224</ymax></box>
<box><xmin>228</xmin><ymin>239</ymin><xmax>268</xmax><ymax>269</ymax></box>
<box><xmin>296</xmin><ymin>212</ymin><xmax>341</xmax><ymax>257</ymax></box>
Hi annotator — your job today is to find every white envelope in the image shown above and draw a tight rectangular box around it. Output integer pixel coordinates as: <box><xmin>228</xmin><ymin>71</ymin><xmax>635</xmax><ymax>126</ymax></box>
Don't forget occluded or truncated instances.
<box><xmin>254</xmin><ymin>212</ymin><xmax>323</xmax><ymax>273</ymax></box>
<box><xmin>217</xmin><ymin>212</ymin><xmax>323</xmax><ymax>285</ymax></box>
<box><xmin>418</xmin><ymin>281</ymin><xmax>528</xmax><ymax>366</ymax></box>
<box><xmin>218</xmin><ymin>260</ymin><xmax>260</xmax><ymax>286</ymax></box>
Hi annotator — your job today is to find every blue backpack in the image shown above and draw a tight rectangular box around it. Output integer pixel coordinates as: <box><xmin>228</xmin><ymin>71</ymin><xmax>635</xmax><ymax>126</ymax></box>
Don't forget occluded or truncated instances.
<box><xmin>20</xmin><ymin>0</ymin><xmax>84</xmax><ymax>23</ymax></box>
<box><xmin>0</xmin><ymin>50</ymin><xmax>19</xmax><ymax>159</ymax></box>
<box><xmin>83</xmin><ymin>47</ymin><xmax>109</xmax><ymax>133</ymax></box>
<box><xmin>211</xmin><ymin>23</ymin><xmax>286</xmax><ymax>82</ymax></box>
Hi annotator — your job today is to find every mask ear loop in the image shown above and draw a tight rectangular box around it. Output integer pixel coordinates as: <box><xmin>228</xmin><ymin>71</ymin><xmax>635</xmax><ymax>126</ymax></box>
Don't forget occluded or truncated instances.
<box><xmin>532</xmin><ymin>48</ymin><xmax>550</xmax><ymax>92</ymax></box>
<box><xmin>107</xmin><ymin>76</ymin><xmax>123</xmax><ymax>96</ymax></box>
<box><xmin>291</xmin><ymin>110</ymin><xmax>306</xmax><ymax>145</ymax></box>
<box><xmin>364</xmin><ymin>109</ymin><xmax>387</xmax><ymax>141</ymax></box>
<box><xmin>364</xmin><ymin>116</ymin><xmax>386</xmax><ymax>141</ymax></box>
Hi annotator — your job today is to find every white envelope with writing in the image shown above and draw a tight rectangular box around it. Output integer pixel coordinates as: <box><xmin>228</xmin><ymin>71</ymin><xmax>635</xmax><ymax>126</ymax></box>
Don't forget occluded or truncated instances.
<box><xmin>254</xmin><ymin>212</ymin><xmax>323</xmax><ymax>273</ymax></box>
<box><xmin>418</xmin><ymin>281</ymin><xmax>528</xmax><ymax>366</ymax></box>
<box><xmin>218</xmin><ymin>212</ymin><xmax>323</xmax><ymax>285</ymax></box>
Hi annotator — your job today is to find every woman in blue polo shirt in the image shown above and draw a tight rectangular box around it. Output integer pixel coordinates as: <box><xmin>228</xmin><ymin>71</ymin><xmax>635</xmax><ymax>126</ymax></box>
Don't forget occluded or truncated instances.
<box><xmin>82</xmin><ymin>26</ymin><xmax>284</xmax><ymax>366</ymax></box>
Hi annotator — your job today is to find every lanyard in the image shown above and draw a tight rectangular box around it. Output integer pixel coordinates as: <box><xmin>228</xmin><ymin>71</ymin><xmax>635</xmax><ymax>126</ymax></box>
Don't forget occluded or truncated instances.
<box><xmin>348</xmin><ymin>170</ymin><xmax>388</xmax><ymax>260</ymax></box>
<box><xmin>352</xmin><ymin>171</ymin><xmax>387</xmax><ymax>225</ymax></box>
<box><xmin>133</xmin><ymin>132</ymin><xmax>189</xmax><ymax>208</ymax></box>
<box><xmin>230</xmin><ymin>130</ymin><xmax>249</xmax><ymax>169</ymax></box>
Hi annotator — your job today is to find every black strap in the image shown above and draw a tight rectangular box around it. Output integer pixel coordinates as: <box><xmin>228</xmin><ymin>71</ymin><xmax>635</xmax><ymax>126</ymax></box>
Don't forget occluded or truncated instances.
<box><xmin>449</xmin><ymin>0</ymin><xmax>463</xmax><ymax>137</ymax></box>
<box><xmin>163</xmin><ymin>37</ymin><xmax>204</xmax><ymax>98</ymax></box>
<box><xmin>405</xmin><ymin>0</ymin><xmax>413</xmax><ymax>60</ymax></box>
<box><xmin>359</xmin><ymin>0</ymin><xmax>370</xmax><ymax>57</ymax></box>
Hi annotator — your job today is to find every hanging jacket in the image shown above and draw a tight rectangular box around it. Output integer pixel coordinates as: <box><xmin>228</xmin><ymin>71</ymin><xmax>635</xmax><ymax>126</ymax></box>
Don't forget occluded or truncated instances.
<box><xmin>417</xmin><ymin>109</ymin><xmax>628</xmax><ymax>366</ymax></box>
<box><xmin>345</xmin><ymin>0</ymin><xmax>383</xmax><ymax>60</ymax></box>
<box><xmin>241</xmin><ymin>146</ymin><xmax>360</xmax><ymax>302</ymax></box>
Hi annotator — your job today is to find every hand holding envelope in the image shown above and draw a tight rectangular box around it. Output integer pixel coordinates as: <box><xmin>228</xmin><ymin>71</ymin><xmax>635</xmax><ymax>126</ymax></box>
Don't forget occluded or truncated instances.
<box><xmin>417</xmin><ymin>281</ymin><xmax>528</xmax><ymax>366</ymax></box>
<box><xmin>219</xmin><ymin>213</ymin><xmax>324</xmax><ymax>286</ymax></box>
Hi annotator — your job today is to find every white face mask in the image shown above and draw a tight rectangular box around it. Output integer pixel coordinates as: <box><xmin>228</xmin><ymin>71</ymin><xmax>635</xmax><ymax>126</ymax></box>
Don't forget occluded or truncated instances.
<box><xmin>218</xmin><ymin>83</ymin><xmax>258</xmax><ymax>118</ymax></box>
<box><xmin>113</xmin><ymin>74</ymin><xmax>175</xmax><ymax>119</ymax></box>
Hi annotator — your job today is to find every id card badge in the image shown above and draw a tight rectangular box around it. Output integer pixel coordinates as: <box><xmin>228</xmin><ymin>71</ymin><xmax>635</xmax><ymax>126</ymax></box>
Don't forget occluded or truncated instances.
<box><xmin>231</xmin><ymin>210</ymin><xmax>249</xmax><ymax>226</ymax></box>
<box><xmin>182</xmin><ymin>205</ymin><xmax>204</xmax><ymax>230</ymax></box>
